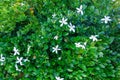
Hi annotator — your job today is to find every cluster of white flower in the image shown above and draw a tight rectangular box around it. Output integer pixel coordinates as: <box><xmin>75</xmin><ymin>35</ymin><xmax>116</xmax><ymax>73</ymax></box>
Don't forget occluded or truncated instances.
<box><xmin>59</xmin><ymin>18</ymin><xmax>76</xmax><ymax>32</ymax></box>
<box><xmin>51</xmin><ymin>5</ymin><xmax>101</xmax><ymax>79</ymax></box>
<box><xmin>51</xmin><ymin>4</ymin><xmax>112</xmax><ymax>57</ymax></box>
<box><xmin>54</xmin><ymin>2</ymin><xmax>112</xmax><ymax>77</ymax></box>
<box><xmin>51</xmin><ymin>4</ymin><xmax>112</xmax><ymax>78</ymax></box>
<box><xmin>76</xmin><ymin>5</ymin><xmax>112</xmax><ymax>24</ymax></box>
<box><xmin>13</xmin><ymin>46</ymin><xmax>30</xmax><ymax>72</ymax></box>
<box><xmin>0</xmin><ymin>0</ymin><xmax>114</xmax><ymax>79</ymax></box>
<box><xmin>0</xmin><ymin>46</ymin><xmax>30</xmax><ymax>68</ymax></box>
<box><xmin>13</xmin><ymin>47</ymin><xmax>22</xmax><ymax>71</ymax></box>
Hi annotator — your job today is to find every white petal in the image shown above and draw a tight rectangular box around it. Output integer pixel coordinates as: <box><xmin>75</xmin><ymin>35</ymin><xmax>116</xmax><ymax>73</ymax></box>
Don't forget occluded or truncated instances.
<box><xmin>80</xmin><ymin>5</ymin><xmax>83</xmax><ymax>9</ymax></box>
<box><xmin>81</xmin><ymin>11</ymin><xmax>83</xmax><ymax>15</ymax></box>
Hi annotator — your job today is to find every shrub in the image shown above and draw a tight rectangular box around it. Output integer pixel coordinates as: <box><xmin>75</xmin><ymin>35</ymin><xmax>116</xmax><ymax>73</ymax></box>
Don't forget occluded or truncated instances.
<box><xmin>0</xmin><ymin>0</ymin><xmax>120</xmax><ymax>80</ymax></box>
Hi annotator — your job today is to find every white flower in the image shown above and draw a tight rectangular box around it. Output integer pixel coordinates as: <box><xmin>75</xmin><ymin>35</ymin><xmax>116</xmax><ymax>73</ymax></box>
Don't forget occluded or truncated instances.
<box><xmin>75</xmin><ymin>42</ymin><xmax>82</xmax><ymax>48</ymax></box>
<box><xmin>27</xmin><ymin>45</ymin><xmax>31</xmax><ymax>53</ymax></box>
<box><xmin>16</xmin><ymin>57</ymin><xmax>23</xmax><ymax>65</ymax></box>
<box><xmin>75</xmin><ymin>42</ymin><xmax>86</xmax><ymax>49</ymax></box>
<box><xmin>52</xmin><ymin>45</ymin><xmax>61</xmax><ymax>54</ymax></box>
<box><xmin>101</xmin><ymin>16</ymin><xmax>112</xmax><ymax>24</ymax></box>
<box><xmin>54</xmin><ymin>35</ymin><xmax>59</xmax><ymax>40</ymax></box>
<box><xmin>68</xmin><ymin>23</ymin><xmax>75</xmax><ymax>32</ymax></box>
<box><xmin>59</xmin><ymin>17</ymin><xmax>67</xmax><ymax>27</ymax></box>
<box><xmin>13</xmin><ymin>47</ymin><xmax>20</xmax><ymax>56</ymax></box>
<box><xmin>55</xmin><ymin>77</ymin><xmax>64</xmax><ymax>80</ymax></box>
<box><xmin>89</xmin><ymin>35</ymin><xmax>98</xmax><ymax>42</ymax></box>
<box><xmin>0</xmin><ymin>54</ymin><xmax>5</xmax><ymax>65</ymax></box>
<box><xmin>15</xmin><ymin>64</ymin><xmax>21</xmax><ymax>71</ymax></box>
<box><xmin>112</xmin><ymin>0</ymin><xmax>115</xmax><ymax>1</ymax></box>
<box><xmin>52</xmin><ymin>13</ymin><xmax>56</xmax><ymax>18</ymax></box>
<box><xmin>76</xmin><ymin>5</ymin><xmax>83</xmax><ymax>15</ymax></box>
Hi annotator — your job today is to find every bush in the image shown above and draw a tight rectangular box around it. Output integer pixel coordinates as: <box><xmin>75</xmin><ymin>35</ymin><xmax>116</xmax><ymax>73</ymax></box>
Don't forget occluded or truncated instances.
<box><xmin>0</xmin><ymin>0</ymin><xmax>120</xmax><ymax>80</ymax></box>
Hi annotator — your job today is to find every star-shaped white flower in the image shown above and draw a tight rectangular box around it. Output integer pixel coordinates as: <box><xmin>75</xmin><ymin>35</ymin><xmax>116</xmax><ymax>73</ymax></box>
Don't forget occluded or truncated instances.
<box><xmin>59</xmin><ymin>17</ymin><xmax>68</xmax><ymax>27</ymax></box>
<box><xmin>16</xmin><ymin>57</ymin><xmax>23</xmax><ymax>65</ymax></box>
<box><xmin>54</xmin><ymin>35</ymin><xmax>59</xmax><ymax>40</ymax></box>
<box><xmin>68</xmin><ymin>23</ymin><xmax>75</xmax><ymax>32</ymax></box>
<box><xmin>55</xmin><ymin>77</ymin><xmax>64</xmax><ymax>80</ymax></box>
<box><xmin>101</xmin><ymin>16</ymin><xmax>112</xmax><ymax>24</ymax></box>
<box><xmin>89</xmin><ymin>35</ymin><xmax>98</xmax><ymax>42</ymax></box>
<box><xmin>15</xmin><ymin>64</ymin><xmax>21</xmax><ymax>71</ymax></box>
<box><xmin>52</xmin><ymin>45</ymin><xmax>61</xmax><ymax>54</ymax></box>
<box><xmin>13</xmin><ymin>47</ymin><xmax>20</xmax><ymax>56</ymax></box>
<box><xmin>76</xmin><ymin>5</ymin><xmax>83</xmax><ymax>15</ymax></box>
<box><xmin>75</xmin><ymin>42</ymin><xmax>81</xmax><ymax>48</ymax></box>
<box><xmin>75</xmin><ymin>42</ymin><xmax>86</xmax><ymax>49</ymax></box>
<box><xmin>52</xmin><ymin>13</ymin><xmax>56</xmax><ymax>18</ymax></box>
